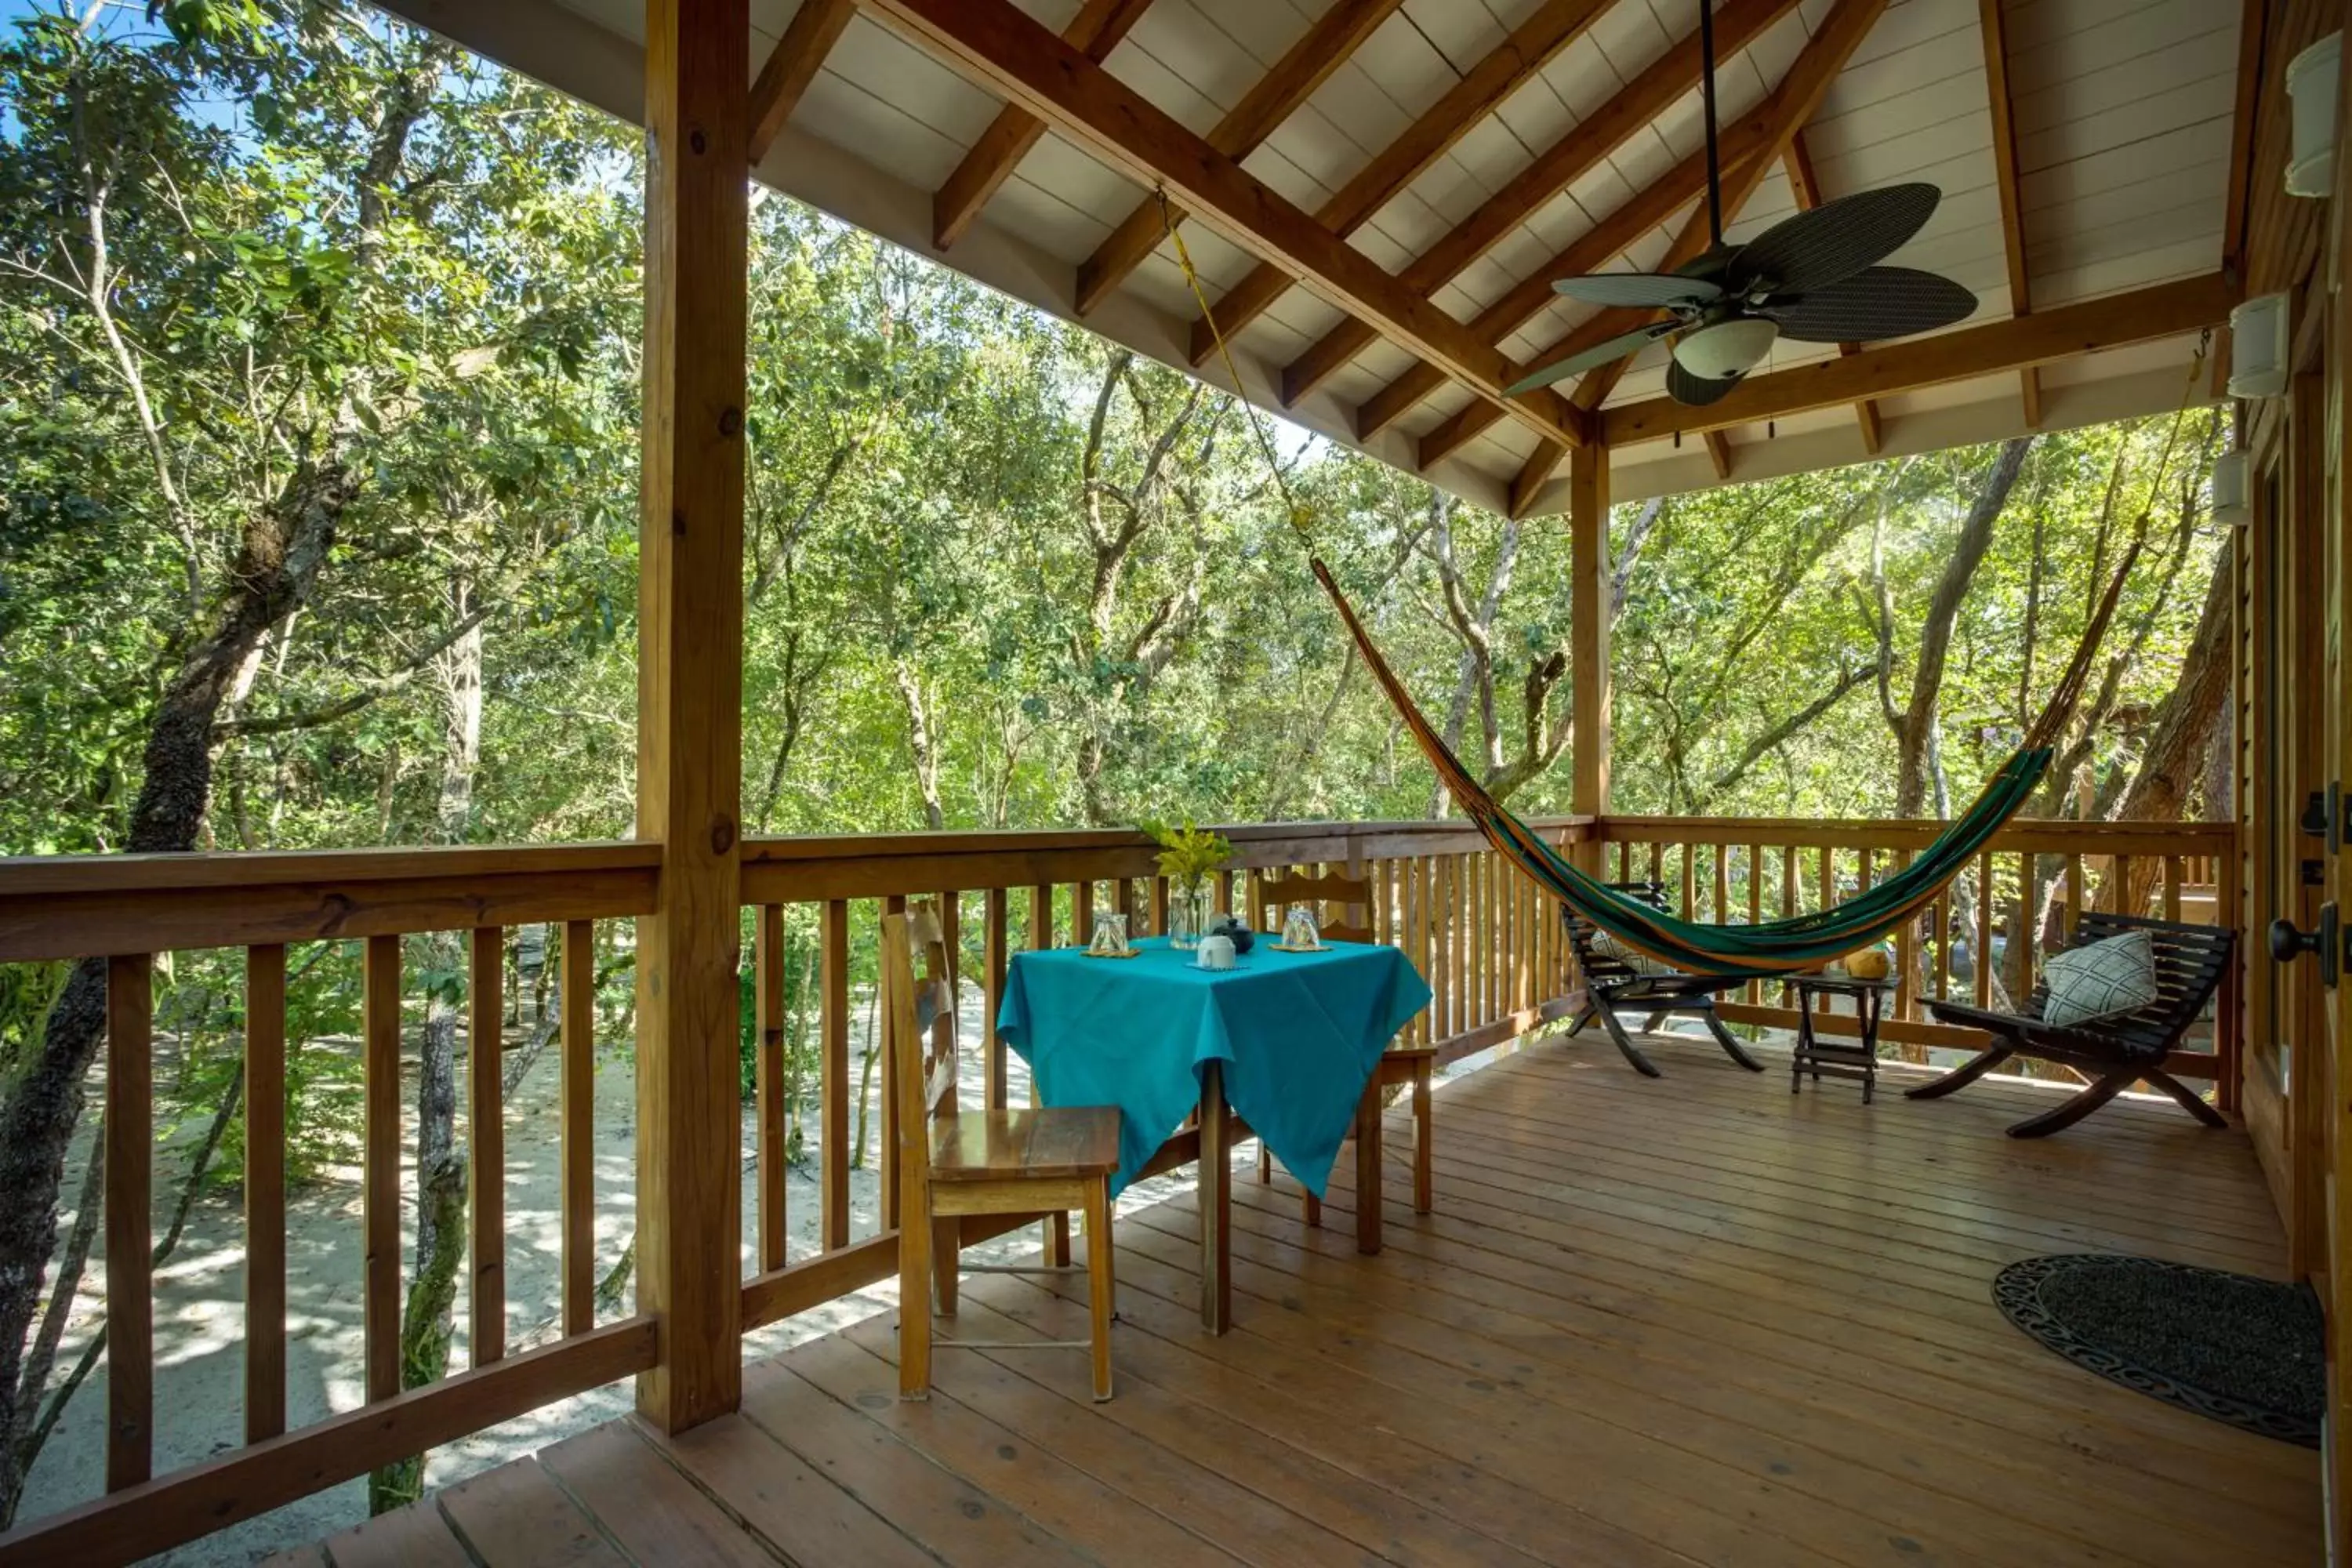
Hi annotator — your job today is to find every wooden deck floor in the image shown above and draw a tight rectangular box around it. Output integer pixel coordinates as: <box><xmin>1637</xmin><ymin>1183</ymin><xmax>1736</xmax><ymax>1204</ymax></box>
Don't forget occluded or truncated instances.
<box><xmin>283</xmin><ymin>1033</ymin><xmax>2321</xmax><ymax>1567</ymax></box>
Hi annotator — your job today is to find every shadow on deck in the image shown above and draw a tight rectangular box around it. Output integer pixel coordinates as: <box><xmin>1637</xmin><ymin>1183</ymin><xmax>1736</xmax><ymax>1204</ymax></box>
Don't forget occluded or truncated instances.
<box><xmin>280</xmin><ymin>1033</ymin><xmax>2320</xmax><ymax>1567</ymax></box>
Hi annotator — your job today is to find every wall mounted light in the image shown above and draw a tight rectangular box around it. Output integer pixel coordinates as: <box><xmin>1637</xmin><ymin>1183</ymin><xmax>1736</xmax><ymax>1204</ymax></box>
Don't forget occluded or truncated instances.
<box><xmin>2286</xmin><ymin>31</ymin><xmax>2342</xmax><ymax>198</ymax></box>
<box><xmin>2211</xmin><ymin>448</ymin><xmax>2251</xmax><ymax>527</ymax></box>
<box><xmin>2228</xmin><ymin>293</ymin><xmax>2289</xmax><ymax>398</ymax></box>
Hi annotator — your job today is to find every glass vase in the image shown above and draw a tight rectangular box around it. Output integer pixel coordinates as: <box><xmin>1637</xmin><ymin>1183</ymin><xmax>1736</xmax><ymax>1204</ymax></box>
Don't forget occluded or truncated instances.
<box><xmin>1171</xmin><ymin>878</ymin><xmax>1208</xmax><ymax>950</ymax></box>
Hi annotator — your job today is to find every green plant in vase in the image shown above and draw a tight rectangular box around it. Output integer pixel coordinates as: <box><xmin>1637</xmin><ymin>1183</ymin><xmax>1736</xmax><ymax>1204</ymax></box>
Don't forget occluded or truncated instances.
<box><xmin>1139</xmin><ymin>820</ymin><xmax>1233</xmax><ymax>950</ymax></box>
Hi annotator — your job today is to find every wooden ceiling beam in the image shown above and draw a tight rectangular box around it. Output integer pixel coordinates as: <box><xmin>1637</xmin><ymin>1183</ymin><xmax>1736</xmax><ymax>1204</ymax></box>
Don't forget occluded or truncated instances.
<box><xmin>1784</xmin><ymin>131</ymin><xmax>1882</xmax><ymax>454</ymax></box>
<box><xmin>1177</xmin><ymin>0</ymin><xmax>1615</xmax><ymax>363</ymax></box>
<box><xmin>1415</xmin><ymin>0</ymin><xmax>1885</xmax><ymax>474</ymax></box>
<box><xmin>1368</xmin><ymin>0</ymin><xmax>1886</xmax><ymax>455</ymax></box>
<box><xmin>748</xmin><ymin>0</ymin><xmax>856</xmax><ymax>162</ymax></box>
<box><xmin>1071</xmin><ymin>0</ymin><xmax>1405</xmax><ymax>312</ymax></box>
<box><xmin>1283</xmin><ymin>0</ymin><xmax>1805</xmax><ymax>408</ymax></box>
<box><xmin>931</xmin><ymin>0</ymin><xmax>1160</xmax><ymax>251</ymax></box>
<box><xmin>1600</xmin><ymin>273</ymin><xmax>2234</xmax><ymax>445</ymax></box>
<box><xmin>1977</xmin><ymin>0</ymin><xmax>2038</xmax><ymax>426</ymax></box>
<box><xmin>856</xmin><ymin>0</ymin><xmax>1591</xmax><ymax>451</ymax></box>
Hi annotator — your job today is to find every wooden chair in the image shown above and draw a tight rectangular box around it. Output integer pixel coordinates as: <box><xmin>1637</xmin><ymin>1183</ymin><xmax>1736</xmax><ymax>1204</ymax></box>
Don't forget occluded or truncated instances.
<box><xmin>1249</xmin><ymin>867</ymin><xmax>1435</xmax><ymax>1223</ymax></box>
<box><xmin>1559</xmin><ymin>880</ymin><xmax>1764</xmax><ymax>1078</ymax></box>
<box><xmin>1911</xmin><ymin>911</ymin><xmax>2234</xmax><ymax>1138</ymax></box>
<box><xmin>885</xmin><ymin>902</ymin><xmax>1121</xmax><ymax>1401</ymax></box>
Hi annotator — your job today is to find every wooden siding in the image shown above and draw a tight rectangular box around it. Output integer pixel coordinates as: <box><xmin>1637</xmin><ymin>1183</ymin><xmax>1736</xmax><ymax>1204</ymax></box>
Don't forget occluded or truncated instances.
<box><xmin>315</xmin><ymin>1032</ymin><xmax>2318</xmax><ymax>1568</ymax></box>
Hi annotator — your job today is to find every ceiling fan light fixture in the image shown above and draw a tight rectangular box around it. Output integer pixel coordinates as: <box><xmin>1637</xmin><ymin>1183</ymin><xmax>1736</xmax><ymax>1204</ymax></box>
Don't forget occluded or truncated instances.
<box><xmin>1671</xmin><ymin>317</ymin><xmax>1777</xmax><ymax>382</ymax></box>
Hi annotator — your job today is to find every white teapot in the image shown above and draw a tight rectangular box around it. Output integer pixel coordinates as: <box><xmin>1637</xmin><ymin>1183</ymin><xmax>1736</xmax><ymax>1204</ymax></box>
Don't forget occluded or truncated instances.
<box><xmin>1197</xmin><ymin>933</ymin><xmax>1238</xmax><ymax>971</ymax></box>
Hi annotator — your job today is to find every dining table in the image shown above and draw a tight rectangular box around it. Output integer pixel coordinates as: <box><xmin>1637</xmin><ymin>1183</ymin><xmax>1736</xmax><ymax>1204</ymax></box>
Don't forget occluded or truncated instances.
<box><xmin>996</xmin><ymin>934</ymin><xmax>1432</xmax><ymax>1333</ymax></box>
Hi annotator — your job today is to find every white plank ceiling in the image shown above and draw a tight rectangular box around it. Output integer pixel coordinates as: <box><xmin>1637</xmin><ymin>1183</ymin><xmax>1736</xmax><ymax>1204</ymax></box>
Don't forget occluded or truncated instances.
<box><xmin>379</xmin><ymin>0</ymin><xmax>2239</xmax><ymax>511</ymax></box>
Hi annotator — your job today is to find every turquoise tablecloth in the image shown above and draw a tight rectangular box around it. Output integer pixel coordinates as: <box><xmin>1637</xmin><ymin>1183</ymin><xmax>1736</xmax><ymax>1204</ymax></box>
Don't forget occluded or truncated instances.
<box><xmin>997</xmin><ymin>936</ymin><xmax>1432</xmax><ymax>1197</ymax></box>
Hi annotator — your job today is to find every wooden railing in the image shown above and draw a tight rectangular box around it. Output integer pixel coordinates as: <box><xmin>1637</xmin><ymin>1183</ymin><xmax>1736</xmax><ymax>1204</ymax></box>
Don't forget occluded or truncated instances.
<box><xmin>0</xmin><ymin>811</ymin><xmax>2234</xmax><ymax>1562</ymax></box>
<box><xmin>1590</xmin><ymin>817</ymin><xmax>2241</xmax><ymax>1099</ymax></box>
<box><xmin>0</xmin><ymin>816</ymin><xmax>1587</xmax><ymax>1563</ymax></box>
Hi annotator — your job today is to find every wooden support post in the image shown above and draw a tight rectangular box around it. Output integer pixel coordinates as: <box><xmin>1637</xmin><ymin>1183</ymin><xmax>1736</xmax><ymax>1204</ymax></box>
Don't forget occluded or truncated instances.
<box><xmin>635</xmin><ymin>0</ymin><xmax>748</xmax><ymax>1434</ymax></box>
<box><xmin>1570</xmin><ymin>442</ymin><xmax>1609</xmax><ymax>872</ymax></box>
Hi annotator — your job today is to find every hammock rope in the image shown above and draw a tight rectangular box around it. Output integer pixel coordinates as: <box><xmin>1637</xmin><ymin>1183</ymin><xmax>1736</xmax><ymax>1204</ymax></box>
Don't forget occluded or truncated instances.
<box><xmin>1155</xmin><ymin>191</ymin><xmax>2204</xmax><ymax>978</ymax></box>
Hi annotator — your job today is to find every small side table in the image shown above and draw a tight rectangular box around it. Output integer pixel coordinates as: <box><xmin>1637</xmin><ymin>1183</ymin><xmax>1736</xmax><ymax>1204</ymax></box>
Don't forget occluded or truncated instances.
<box><xmin>1789</xmin><ymin>974</ymin><xmax>1897</xmax><ymax>1102</ymax></box>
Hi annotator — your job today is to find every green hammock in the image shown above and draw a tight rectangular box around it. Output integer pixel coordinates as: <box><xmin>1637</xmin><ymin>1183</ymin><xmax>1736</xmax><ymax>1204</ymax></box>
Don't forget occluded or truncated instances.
<box><xmin>1308</xmin><ymin>556</ymin><xmax>2100</xmax><ymax>980</ymax></box>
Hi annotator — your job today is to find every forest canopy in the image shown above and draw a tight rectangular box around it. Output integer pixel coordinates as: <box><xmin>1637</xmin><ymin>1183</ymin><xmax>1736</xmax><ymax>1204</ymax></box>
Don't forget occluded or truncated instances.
<box><xmin>0</xmin><ymin>1</ymin><xmax>2228</xmax><ymax>866</ymax></box>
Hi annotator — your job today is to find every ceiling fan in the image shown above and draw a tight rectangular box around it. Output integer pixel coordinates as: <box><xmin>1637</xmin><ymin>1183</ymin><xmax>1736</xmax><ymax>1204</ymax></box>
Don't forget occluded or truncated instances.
<box><xmin>1506</xmin><ymin>2</ymin><xmax>1977</xmax><ymax>405</ymax></box>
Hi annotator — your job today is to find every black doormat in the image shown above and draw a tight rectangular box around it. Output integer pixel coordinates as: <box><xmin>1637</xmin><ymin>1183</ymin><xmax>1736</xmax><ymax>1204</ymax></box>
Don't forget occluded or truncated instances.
<box><xmin>1993</xmin><ymin>1254</ymin><xmax>2323</xmax><ymax>1448</ymax></box>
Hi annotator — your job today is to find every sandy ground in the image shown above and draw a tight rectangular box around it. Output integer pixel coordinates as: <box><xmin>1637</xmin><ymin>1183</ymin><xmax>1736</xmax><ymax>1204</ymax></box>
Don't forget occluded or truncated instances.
<box><xmin>20</xmin><ymin>982</ymin><xmax>1218</xmax><ymax>1566</ymax></box>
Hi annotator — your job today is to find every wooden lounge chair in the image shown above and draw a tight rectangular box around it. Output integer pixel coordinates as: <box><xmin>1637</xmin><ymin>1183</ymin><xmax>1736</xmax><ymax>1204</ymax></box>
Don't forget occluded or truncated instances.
<box><xmin>885</xmin><ymin>902</ymin><xmax>1122</xmax><ymax>1400</ymax></box>
<box><xmin>1907</xmin><ymin>911</ymin><xmax>2234</xmax><ymax>1138</ymax></box>
<box><xmin>1251</xmin><ymin>867</ymin><xmax>1435</xmax><ymax>1222</ymax></box>
<box><xmin>1559</xmin><ymin>880</ymin><xmax>1764</xmax><ymax>1078</ymax></box>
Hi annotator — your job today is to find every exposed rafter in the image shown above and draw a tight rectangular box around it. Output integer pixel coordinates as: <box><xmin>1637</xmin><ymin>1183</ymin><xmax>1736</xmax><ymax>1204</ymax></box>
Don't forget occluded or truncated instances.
<box><xmin>1599</xmin><ymin>274</ymin><xmax>2234</xmax><ymax>445</ymax></box>
<box><xmin>1178</xmin><ymin>0</ymin><xmax>1616</xmax><ymax>364</ymax></box>
<box><xmin>1071</xmin><ymin>0</ymin><xmax>1406</xmax><ymax>314</ymax></box>
<box><xmin>1702</xmin><ymin>430</ymin><xmax>1733</xmax><ymax>481</ymax></box>
<box><xmin>857</xmin><ymin>0</ymin><xmax>1592</xmax><ymax>451</ymax></box>
<box><xmin>1282</xmin><ymin>0</ymin><xmax>1806</xmax><ymax>409</ymax></box>
<box><xmin>1417</xmin><ymin>0</ymin><xmax>1886</xmax><ymax>479</ymax></box>
<box><xmin>748</xmin><ymin>0</ymin><xmax>855</xmax><ymax>162</ymax></box>
<box><xmin>1364</xmin><ymin>0</ymin><xmax>1887</xmax><ymax>456</ymax></box>
<box><xmin>1977</xmin><ymin>0</ymin><xmax>2038</xmax><ymax>425</ymax></box>
<box><xmin>1784</xmin><ymin>131</ymin><xmax>1882</xmax><ymax>454</ymax></box>
<box><xmin>930</xmin><ymin>0</ymin><xmax>1160</xmax><ymax>251</ymax></box>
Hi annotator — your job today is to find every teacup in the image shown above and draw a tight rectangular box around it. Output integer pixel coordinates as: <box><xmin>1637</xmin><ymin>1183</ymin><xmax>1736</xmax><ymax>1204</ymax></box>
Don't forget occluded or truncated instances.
<box><xmin>1198</xmin><ymin>934</ymin><xmax>1237</xmax><ymax>971</ymax></box>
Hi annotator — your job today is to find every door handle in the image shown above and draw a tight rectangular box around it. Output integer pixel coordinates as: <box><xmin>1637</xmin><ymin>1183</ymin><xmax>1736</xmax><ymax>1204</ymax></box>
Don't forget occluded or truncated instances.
<box><xmin>2269</xmin><ymin>902</ymin><xmax>2341</xmax><ymax>987</ymax></box>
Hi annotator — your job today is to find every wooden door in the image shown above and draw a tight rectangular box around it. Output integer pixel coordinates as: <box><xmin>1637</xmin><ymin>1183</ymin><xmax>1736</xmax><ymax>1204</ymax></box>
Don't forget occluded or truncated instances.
<box><xmin>2326</xmin><ymin>75</ymin><xmax>2352</xmax><ymax>1560</ymax></box>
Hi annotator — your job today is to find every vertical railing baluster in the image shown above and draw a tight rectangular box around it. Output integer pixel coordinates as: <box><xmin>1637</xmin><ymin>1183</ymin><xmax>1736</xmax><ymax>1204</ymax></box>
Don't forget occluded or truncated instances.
<box><xmin>822</xmin><ymin>898</ymin><xmax>851</xmax><ymax>1250</ymax></box>
<box><xmin>1975</xmin><ymin>852</ymin><xmax>1994</xmax><ymax>1008</ymax></box>
<box><xmin>107</xmin><ymin>953</ymin><xmax>154</xmax><ymax>1490</ymax></box>
<box><xmin>464</xmin><ymin>930</ymin><xmax>503</xmax><ymax>1367</ymax></box>
<box><xmin>1073</xmin><ymin>879</ymin><xmax>1094</xmax><ymax>947</ymax></box>
<box><xmin>880</xmin><ymin>896</ymin><xmax>905</xmax><ymax>1230</ymax></box>
<box><xmin>984</xmin><ymin>888</ymin><xmax>1009</xmax><ymax>1110</ymax></box>
<box><xmin>1746</xmin><ymin>846</ymin><xmax>1763</xmax><ymax>1005</ymax></box>
<box><xmin>2164</xmin><ymin>855</ymin><xmax>2183</xmax><ymax>921</ymax></box>
<box><xmin>754</xmin><ymin>904</ymin><xmax>787</xmax><ymax>1274</ymax></box>
<box><xmin>1893</xmin><ymin>849</ymin><xmax>1915</xmax><ymax>1023</ymax></box>
<box><xmin>246</xmin><ymin>944</ymin><xmax>289</xmax><ymax>1431</ymax></box>
<box><xmin>362</xmin><ymin>934</ymin><xmax>401</xmax><ymax>1403</ymax></box>
<box><xmin>561</xmin><ymin>918</ymin><xmax>594</xmax><ymax>1333</ymax></box>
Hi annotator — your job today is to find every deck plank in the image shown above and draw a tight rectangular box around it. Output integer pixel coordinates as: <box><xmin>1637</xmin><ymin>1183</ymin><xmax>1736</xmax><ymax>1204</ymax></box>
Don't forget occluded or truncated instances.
<box><xmin>768</xmin><ymin>1336</ymin><xmax>1250</xmax><ymax>1566</ymax></box>
<box><xmin>436</xmin><ymin>1454</ymin><xmax>628</xmax><ymax>1567</ymax></box>
<box><xmin>842</xmin><ymin>1296</ymin><xmax>1562</xmax><ymax>1568</ymax></box>
<box><xmin>313</xmin><ymin>1501</ymin><xmax>474</xmax><ymax>1568</ymax></box>
<box><xmin>535</xmin><ymin>1421</ymin><xmax>775</xmax><ymax>1566</ymax></box>
<box><xmin>646</xmin><ymin>1408</ymin><xmax>942</xmax><ymax>1568</ymax></box>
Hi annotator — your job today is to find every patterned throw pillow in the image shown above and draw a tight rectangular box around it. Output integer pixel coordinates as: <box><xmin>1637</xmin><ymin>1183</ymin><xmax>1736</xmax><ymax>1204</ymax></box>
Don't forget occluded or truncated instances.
<box><xmin>1590</xmin><ymin>929</ymin><xmax>1679</xmax><ymax>978</ymax></box>
<box><xmin>2042</xmin><ymin>928</ymin><xmax>2161</xmax><ymax>1028</ymax></box>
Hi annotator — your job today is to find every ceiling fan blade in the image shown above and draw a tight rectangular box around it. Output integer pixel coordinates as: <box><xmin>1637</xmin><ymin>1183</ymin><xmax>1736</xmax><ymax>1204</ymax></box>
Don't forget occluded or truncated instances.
<box><xmin>1761</xmin><ymin>267</ymin><xmax>1979</xmax><ymax>343</ymax></box>
<box><xmin>1667</xmin><ymin>358</ymin><xmax>1744</xmax><ymax>407</ymax></box>
<box><xmin>1551</xmin><ymin>273</ymin><xmax>1723</xmax><ymax>310</ymax></box>
<box><xmin>1726</xmin><ymin>183</ymin><xmax>1942</xmax><ymax>297</ymax></box>
<box><xmin>1504</xmin><ymin>324</ymin><xmax>1673</xmax><ymax>396</ymax></box>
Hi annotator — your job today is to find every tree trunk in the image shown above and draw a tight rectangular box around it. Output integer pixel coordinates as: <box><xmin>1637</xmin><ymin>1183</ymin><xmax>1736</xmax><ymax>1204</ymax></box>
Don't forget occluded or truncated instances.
<box><xmin>371</xmin><ymin>577</ymin><xmax>483</xmax><ymax>1512</ymax></box>
<box><xmin>0</xmin><ymin>461</ymin><xmax>356</xmax><ymax>1519</ymax></box>
<box><xmin>1890</xmin><ymin>437</ymin><xmax>2032</xmax><ymax>815</ymax></box>
<box><xmin>894</xmin><ymin>659</ymin><xmax>946</xmax><ymax>831</ymax></box>
<box><xmin>2107</xmin><ymin>548</ymin><xmax>2234</xmax><ymax>910</ymax></box>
